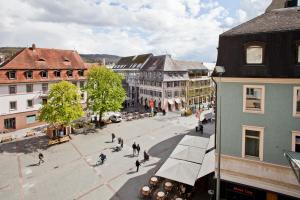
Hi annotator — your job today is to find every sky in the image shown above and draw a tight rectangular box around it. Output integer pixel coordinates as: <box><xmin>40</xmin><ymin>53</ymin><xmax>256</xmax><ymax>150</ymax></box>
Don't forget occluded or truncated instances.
<box><xmin>0</xmin><ymin>0</ymin><xmax>272</xmax><ymax>62</ymax></box>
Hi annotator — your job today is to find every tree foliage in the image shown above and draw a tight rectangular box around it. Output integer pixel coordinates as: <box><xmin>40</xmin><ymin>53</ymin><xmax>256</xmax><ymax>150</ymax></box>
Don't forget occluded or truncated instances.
<box><xmin>85</xmin><ymin>66</ymin><xmax>126</xmax><ymax>122</ymax></box>
<box><xmin>39</xmin><ymin>81</ymin><xmax>84</xmax><ymax>127</ymax></box>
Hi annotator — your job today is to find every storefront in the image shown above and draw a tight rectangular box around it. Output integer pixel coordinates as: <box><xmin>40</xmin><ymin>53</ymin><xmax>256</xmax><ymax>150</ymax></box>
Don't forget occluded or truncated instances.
<box><xmin>220</xmin><ymin>181</ymin><xmax>298</xmax><ymax>200</ymax></box>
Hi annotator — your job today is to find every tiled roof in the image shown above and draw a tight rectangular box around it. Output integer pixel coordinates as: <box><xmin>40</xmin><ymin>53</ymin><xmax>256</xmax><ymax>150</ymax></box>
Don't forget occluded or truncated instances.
<box><xmin>0</xmin><ymin>47</ymin><xmax>86</xmax><ymax>70</ymax></box>
<box><xmin>222</xmin><ymin>7</ymin><xmax>300</xmax><ymax>36</ymax></box>
<box><xmin>141</xmin><ymin>55</ymin><xmax>166</xmax><ymax>71</ymax></box>
<box><xmin>113</xmin><ymin>54</ymin><xmax>152</xmax><ymax>69</ymax></box>
<box><xmin>174</xmin><ymin>60</ymin><xmax>206</xmax><ymax>71</ymax></box>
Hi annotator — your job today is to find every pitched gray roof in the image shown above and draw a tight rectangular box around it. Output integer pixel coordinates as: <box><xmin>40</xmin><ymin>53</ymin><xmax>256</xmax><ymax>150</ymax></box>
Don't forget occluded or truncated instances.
<box><xmin>113</xmin><ymin>53</ymin><xmax>152</xmax><ymax>69</ymax></box>
<box><xmin>222</xmin><ymin>7</ymin><xmax>300</xmax><ymax>36</ymax></box>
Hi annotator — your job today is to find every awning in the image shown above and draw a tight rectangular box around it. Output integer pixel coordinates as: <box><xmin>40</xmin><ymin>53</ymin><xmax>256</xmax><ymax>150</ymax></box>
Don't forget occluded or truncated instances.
<box><xmin>155</xmin><ymin>158</ymin><xmax>201</xmax><ymax>186</ymax></box>
<box><xmin>168</xmin><ymin>99</ymin><xmax>174</xmax><ymax>104</ymax></box>
<box><xmin>285</xmin><ymin>151</ymin><xmax>300</xmax><ymax>183</ymax></box>
<box><xmin>197</xmin><ymin>150</ymin><xmax>215</xmax><ymax>179</ymax></box>
<box><xmin>170</xmin><ymin>145</ymin><xmax>206</xmax><ymax>164</ymax></box>
<box><xmin>179</xmin><ymin>135</ymin><xmax>209</xmax><ymax>149</ymax></box>
<box><xmin>175</xmin><ymin>98</ymin><xmax>181</xmax><ymax>104</ymax></box>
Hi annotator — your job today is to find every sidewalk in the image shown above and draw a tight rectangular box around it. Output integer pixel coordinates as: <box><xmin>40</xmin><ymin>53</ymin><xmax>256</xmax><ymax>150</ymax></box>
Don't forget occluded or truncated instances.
<box><xmin>0</xmin><ymin>124</ymin><xmax>47</xmax><ymax>141</ymax></box>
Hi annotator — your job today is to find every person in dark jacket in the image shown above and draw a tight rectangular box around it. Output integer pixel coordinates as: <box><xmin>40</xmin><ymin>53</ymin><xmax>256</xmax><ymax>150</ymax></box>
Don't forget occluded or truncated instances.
<box><xmin>132</xmin><ymin>142</ymin><xmax>137</xmax><ymax>156</ymax></box>
<box><xmin>112</xmin><ymin>133</ymin><xmax>116</xmax><ymax>142</ymax></box>
<box><xmin>143</xmin><ymin>150</ymin><xmax>149</xmax><ymax>161</ymax></box>
<box><xmin>135</xmin><ymin>160</ymin><xmax>141</xmax><ymax>172</ymax></box>
<box><xmin>136</xmin><ymin>144</ymin><xmax>141</xmax><ymax>155</ymax></box>
<box><xmin>38</xmin><ymin>153</ymin><xmax>44</xmax><ymax>165</ymax></box>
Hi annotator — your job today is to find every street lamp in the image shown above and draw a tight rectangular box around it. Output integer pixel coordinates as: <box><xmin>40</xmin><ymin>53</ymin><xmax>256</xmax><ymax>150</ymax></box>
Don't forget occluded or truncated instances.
<box><xmin>212</xmin><ymin>65</ymin><xmax>225</xmax><ymax>200</ymax></box>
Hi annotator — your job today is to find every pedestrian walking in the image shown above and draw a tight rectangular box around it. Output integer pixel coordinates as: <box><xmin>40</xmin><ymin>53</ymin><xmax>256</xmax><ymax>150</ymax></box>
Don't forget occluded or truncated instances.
<box><xmin>144</xmin><ymin>150</ymin><xmax>149</xmax><ymax>161</ymax></box>
<box><xmin>112</xmin><ymin>133</ymin><xmax>116</xmax><ymax>142</ymax></box>
<box><xmin>132</xmin><ymin>142</ymin><xmax>137</xmax><ymax>156</ymax></box>
<box><xmin>120</xmin><ymin>138</ymin><xmax>124</xmax><ymax>148</ymax></box>
<box><xmin>136</xmin><ymin>144</ymin><xmax>141</xmax><ymax>155</ymax></box>
<box><xmin>135</xmin><ymin>160</ymin><xmax>141</xmax><ymax>172</ymax></box>
<box><xmin>38</xmin><ymin>153</ymin><xmax>44</xmax><ymax>165</ymax></box>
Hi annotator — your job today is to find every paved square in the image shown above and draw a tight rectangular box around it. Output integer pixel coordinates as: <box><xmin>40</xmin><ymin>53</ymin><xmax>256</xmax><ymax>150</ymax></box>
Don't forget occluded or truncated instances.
<box><xmin>0</xmin><ymin>112</ymin><xmax>214</xmax><ymax>200</ymax></box>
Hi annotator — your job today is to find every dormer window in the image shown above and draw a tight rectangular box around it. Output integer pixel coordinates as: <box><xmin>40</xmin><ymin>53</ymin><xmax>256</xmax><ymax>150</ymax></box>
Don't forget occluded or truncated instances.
<box><xmin>245</xmin><ymin>42</ymin><xmax>265</xmax><ymax>65</ymax></box>
<box><xmin>8</xmin><ymin>71</ymin><xmax>16</xmax><ymax>80</ymax></box>
<box><xmin>25</xmin><ymin>70</ymin><xmax>33</xmax><ymax>79</ymax></box>
<box><xmin>67</xmin><ymin>69</ymin><xmax>73</xmax><ymax>77</ymax></box>
<box><xmin>63</xmin><ymin>57</ymin><xmax>70</xmax><ymax>62</ymax></box>
<box><xmin>40</xmin><ymin>70</ymin><xmax>48</xmax><ymax>78</ymax></box>
<box><xmin>78</xmin><ymin>70</ymin><xmax>84</xmax><ymax>77</ymax></box>
<box><xmin>54</xmin><ymin>70</ymin><xmax>61</xmax><ymax>78</ymax></box>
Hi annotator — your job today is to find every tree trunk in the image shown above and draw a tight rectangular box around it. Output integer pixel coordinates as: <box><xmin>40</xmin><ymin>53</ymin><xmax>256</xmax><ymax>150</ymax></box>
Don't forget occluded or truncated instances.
<box><xmin>98</xmin><ymin>111</ymin><xmax>103</xmax><ymax>127</ymax></box>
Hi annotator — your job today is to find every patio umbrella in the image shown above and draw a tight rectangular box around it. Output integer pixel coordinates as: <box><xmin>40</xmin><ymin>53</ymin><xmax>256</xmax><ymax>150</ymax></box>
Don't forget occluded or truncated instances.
<box><xmin>155</xmin><ymin>158</ymin><xmax>201</xmax><ymax>186</ymax></box>
<box><xmin>170</xmin><ymin>145</ymin><xmax>206</xmax><ymax>164</ymax></box>
<box><xmin>179</xmin><ymin>135</ymin><xmax>209</xmax><ymax>149</ymax></box>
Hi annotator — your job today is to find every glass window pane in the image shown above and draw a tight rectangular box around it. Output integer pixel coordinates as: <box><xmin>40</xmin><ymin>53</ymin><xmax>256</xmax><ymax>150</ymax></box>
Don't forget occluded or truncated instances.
<box><xmin>26</xmin><ymin>115</ymin><xmax>36</xmax><ymax>124</ymax></box>
<box><xmin>245</xmin><ymin>130</ymin><xmax>260</xmax><ymax>137</ymax></box>
<box><xmin>298</xmin><ymin>45</ymin><xmax>300</xmax><ymax>63</ymax></box>
<box><xmin>245</xmin><ymin>137</ymin><xmax>259</xmax><ymax>157</ymax></box>
<box><xmin>246</xmin><ymin>87</ymin><xmax>262</xmax><ymax>110</ymax></box>
<box><xmin>246</xmin><ymin>46</ymin><xmax>263</xmax><ymax>64</ymax></box>
<box><xmin>297</xmin><ymin>89</ymin><xmax>300</xmax><ymax>113</ymax></box>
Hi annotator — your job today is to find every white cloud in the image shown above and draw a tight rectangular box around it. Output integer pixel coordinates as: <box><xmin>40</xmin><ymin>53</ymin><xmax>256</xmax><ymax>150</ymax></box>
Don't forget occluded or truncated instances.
<box><xmin>0</xmin><ymin>0</ymin><xmax>272</xmax><ymax>62</ymax></box>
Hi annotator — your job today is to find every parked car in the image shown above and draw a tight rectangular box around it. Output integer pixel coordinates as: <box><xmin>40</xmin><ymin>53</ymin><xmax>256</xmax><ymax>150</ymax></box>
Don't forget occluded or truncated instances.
<box><xmin>109</xmin><ymin>114</ymin><xmax>122</xmax><ymax>123</ymax></box>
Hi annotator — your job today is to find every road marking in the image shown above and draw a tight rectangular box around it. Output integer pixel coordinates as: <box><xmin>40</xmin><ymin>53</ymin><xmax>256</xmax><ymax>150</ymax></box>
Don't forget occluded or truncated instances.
<box><xmin>17</xmin><ymin>155</ymin><xmax>24</xmax><ymax>200</ymax></box>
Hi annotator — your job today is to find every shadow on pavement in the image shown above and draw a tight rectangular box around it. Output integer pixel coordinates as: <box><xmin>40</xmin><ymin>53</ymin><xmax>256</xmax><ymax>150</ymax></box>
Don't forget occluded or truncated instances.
<box><xmin>109</xmin><ymin>131</ymin><xmax>187</xmax><ymax>200</ymax></box>
<box><xmin>0</xmin><ymin>135</ymin><xmax>49</xmax><ymax>154</ymax></box>
<box><xmin>109</xmin><ymin>122</ymin><xmax>215</xmax><ymax>200</ymax></box>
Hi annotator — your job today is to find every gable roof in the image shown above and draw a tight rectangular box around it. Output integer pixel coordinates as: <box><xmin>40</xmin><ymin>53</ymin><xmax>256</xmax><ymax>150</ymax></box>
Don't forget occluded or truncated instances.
<box><xmin>222</xmin><ymin>7</ymin><xmax>300</xmax><ymax>36</ymax></box>
<box><xmin>113</xmin><ymin>53</ymin><xmax>152</xmax><ymax>69</ymax></box>
<box><xmin>0</xmin><ymin>47</ymin><xmax>86</xmax><ymax>70</ymax></box>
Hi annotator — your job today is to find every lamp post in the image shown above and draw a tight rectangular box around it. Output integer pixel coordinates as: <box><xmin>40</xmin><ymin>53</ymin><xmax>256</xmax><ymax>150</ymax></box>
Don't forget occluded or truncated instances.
<box><xmin>212</xmin><ymin>66</ymin><xmax>225</xmax><ymax>200</ymax></box>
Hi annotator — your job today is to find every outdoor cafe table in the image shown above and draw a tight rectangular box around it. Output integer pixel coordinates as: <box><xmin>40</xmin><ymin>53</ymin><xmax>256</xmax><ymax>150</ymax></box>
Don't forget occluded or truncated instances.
<box><xmin>142</xmin><ymin>186</ymin><xmax>150</xmax><ymax>196</ymax></box>
<box><xmin>156</xmin><ymin>191</ymin><xmax>165</xmax><ymax>200</ymax></box>
<box><xmin>150</xmin><ymin>176</ymin><xmax>158</xmax><ymax>186</ymax></box>
<box><xmin>164</xmin><ymin>181</ymin><xmax>173</xmax><ymax>192</ymax></box>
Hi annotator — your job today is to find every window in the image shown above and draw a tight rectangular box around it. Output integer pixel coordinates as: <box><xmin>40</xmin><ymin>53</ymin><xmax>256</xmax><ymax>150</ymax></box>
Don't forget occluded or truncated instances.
<box><xmin>27</xmin><ymin>99</ymin><xmax>33</xmax><ymax>108</ymax></box>
<box><xmin>245</xmin><ymin>43</ymin><xmax>264</xmax><ymax>64</ymax></box>
<box><xmin>40</xmin><ymin>70</ymin><xmax>48</xmax><ymax>78</ymax></box>
<box><xmin>42</xmin><ymin>83</ymin><xmax>48</xmax><ymax>93</ymax></box>
<box><xmin>9</xmin><ymin>85</ymin><xmax>17</xmax><ymax>94</ymax></box>
<box><xmin>243</xmin><ymin>85</ymin><xmax>265</xmax><ymax>114</ymax></box>
<box><xmin>242</xmin><ymin>126</ymin><xmax>264</xmax><ymax>161</ymax></box>
<box><xmin>26</xmin><ymin>84</ymin><xmax>33</xmax><ymax>93</ymax></box>
<box><xmin>167</xmin><ymin>91</ymin><xmax>172</xmax><ymax>98</ymax></box>
<box><xmin>293</xmin><ymin>87</ymin><xmax>300</xmax><ymax>117</ymax></box>
<box><xmin>8</xmin><ymin>71</ymin><xmax>16</xmax><ymax>79</ymax></box>
<box><xmin>4</xmin><ymin>118</ymin><xmax>15</xmax><ymax>129</ymax></box>
<box><xmin>26</xmin><ymin>115</ymin><xmax>36</xmax><ymax>124</ymax></box>
<box><xmin>292</xmin><ymin>131</ymin><xmax>300</xmax><ymax>152</ymax></box>
<box><xmin>72</xmin><ymin>81</ymin><xmax>77</xmax><ymax>86</ymax></box>
<box><xmin>67</xmin><ymin>70</ymin><xmax>73</xmax><ymax>77</ymax></box>
<box><xmin>78</xmin><ymin>70</ymin><xmax>84</xmax><ymax>77</ymax></box>
<box><xmin>181</xmin><ymin>81</ymin><xmax>186</xmax><ymax>87</ymax></box>
<box><xmin>80</xmin><ymin>93</ymin><xmax>84</xmax><ymax>100</ymax></box>
<box><xmin>79</xmin><ymin>81</ymin><xmax>85</xmax><ymax>89</ymax></box>
<box><xmin>10</xmin><ymin>101</ymin><xmax>17</xmax><ymax>110</ymax></box>
<box><xmin>42</xmin><ymin>98</ymin><xmax>47</xmax><ymax>105</ymax></box>
<box><xmin>25</xmin><ymin>70</ymin><xmax>33</xmax><ymax>79</ymax></box>
<box><xmin>297</xmin><ymin>42</ymin><xmax>300</xmax><ymax>63</ymax></box>
<box><xmin>174</xmin><ymin>91</ymin><xmax>179</xmax><ymax>97</ymax></box>
<box><xmin>174</xmin><ymin>81</ymin><xmax>179</xmax><ymax>87</ymax></box>
<box><xmin>54</xmin><ymin>70</ymin><xmax>61</xmax><ymax>78</ymax></box>
<box><xmin>167</xmin><ymin>82</ymin><xmax>173</xmax><ymax>88</ymax></box>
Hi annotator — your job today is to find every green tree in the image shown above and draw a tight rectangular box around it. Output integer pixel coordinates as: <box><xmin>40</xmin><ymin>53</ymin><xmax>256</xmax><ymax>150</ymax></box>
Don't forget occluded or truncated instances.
<box><xmin>39</xmin><ymin>81</ymin><xmax>84</xmax><ymax>127</ymax></box>
<box><xmin>85</xmin><ymin>66</ymin><xmax>126</xmax><ymax>125</ymax></box>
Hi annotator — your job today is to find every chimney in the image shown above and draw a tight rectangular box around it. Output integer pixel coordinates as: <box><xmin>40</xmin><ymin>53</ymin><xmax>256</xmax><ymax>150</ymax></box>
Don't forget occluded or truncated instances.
<box><xmin>31</xmin><ymin>43</ymin><xmax>36</xmax><ymax>50</ymax></box>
